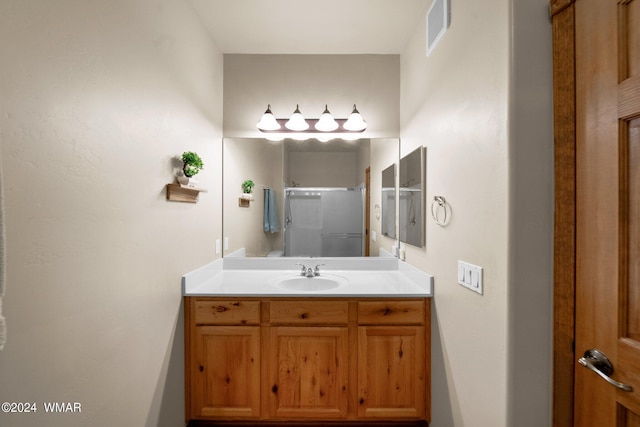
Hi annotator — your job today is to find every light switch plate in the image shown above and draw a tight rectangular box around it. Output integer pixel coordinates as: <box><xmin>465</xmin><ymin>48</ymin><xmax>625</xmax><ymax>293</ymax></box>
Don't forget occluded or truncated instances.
<box><xmin>458</xmin><ymin>260</ymin><xmax>483</xmax><ymax>295</ymax></box>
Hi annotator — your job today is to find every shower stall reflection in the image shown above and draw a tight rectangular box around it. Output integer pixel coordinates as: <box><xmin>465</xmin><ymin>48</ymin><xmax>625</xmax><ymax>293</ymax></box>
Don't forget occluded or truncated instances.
<box><xmin>284</xmin><ymin>187</ymin><xmax>364</xmax><ymax>257</ymax></box>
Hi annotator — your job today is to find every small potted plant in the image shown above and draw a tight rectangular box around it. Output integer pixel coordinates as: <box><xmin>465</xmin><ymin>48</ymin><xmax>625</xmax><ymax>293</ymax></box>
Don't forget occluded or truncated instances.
<box><xmin>241</xmin><ymin>179</ymin><xmax>255</xmax><ymax>200</ymax></box>
<box><xmin>177</xmin><ymin>151</ymin><xmax>204</xmax><ymax>185</ymax></box>
<box><xmin>182</xmin><ymin>151</ymin><xmax>204</xmax><ymax>177</ymax></box>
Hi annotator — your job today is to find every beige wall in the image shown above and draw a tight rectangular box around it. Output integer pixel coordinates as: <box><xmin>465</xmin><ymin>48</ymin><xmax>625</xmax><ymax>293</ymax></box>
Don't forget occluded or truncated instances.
<box><xmin>0</xmin><ymin>1</ymin><xmax>223</xmax><ymax>426</ymax></box>
<box><xmin>356</xmin><ymin>140</ymin><xmax>371</xmax><ymax>188</ymax></box>
<box><xmin>288</xmin><ymin>151</ymin><xmax>358</xmax><ymax>187</ymax></box>
<box><xmin>399</xmin><ymin>0</ymin><xmax>553</xmax><ymax>426</ymax></box>
<box><xmin>223</xmin><ymin>138</ymin><xmax>283</xmax><ymax>256</ymax></box>
<box><xmin>507</xmin><ymin>0</ymin><xmax>554</xmax><ymax>422</ymax></box>
<box><xmin>223</xmin><ymin>54</ymin><xmax>400</xmax><ymax>138</ymax></box>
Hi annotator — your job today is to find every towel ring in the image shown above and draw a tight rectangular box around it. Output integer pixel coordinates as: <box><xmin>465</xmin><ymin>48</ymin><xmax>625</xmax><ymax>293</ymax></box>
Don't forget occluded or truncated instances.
<box><xmin>431</xmin><ymin>196</ymin><xmax>449</xmax><ymax>227</ymax></box>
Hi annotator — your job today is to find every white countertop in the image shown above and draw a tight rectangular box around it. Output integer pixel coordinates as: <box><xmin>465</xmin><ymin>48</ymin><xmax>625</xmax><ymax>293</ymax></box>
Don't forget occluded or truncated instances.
<box><xmin>182</xmin><ymin>256</ymin><xmax>434</xmax><ymax>298</ymax></box>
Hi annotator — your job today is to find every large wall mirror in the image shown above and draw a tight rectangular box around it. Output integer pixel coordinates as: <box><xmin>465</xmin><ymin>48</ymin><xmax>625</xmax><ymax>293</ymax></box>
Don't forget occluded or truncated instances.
<box><xmin>223</xmin><ymin>137</ymin><xmax>399</xmax><ymax>257</ymax></box>
<box><xmin>399</xmin><ymin>146</ymin><xmax>426</xmax><ymax>247</ymax></box>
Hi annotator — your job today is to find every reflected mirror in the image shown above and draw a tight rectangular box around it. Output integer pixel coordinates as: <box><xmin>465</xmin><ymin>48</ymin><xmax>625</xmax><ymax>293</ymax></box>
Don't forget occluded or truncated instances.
<box><xmin>381</xmin><ymin>163</ymin><xmax>396</xmax><ymax>239</ymax></box>
<box><xmin>223</xmin><ymin>137</ymin><xmax>399</xmax><ymax>257</ymax></box>
<box><xmin>399</xmin><ymin>146</ymin><xmax>426</xmax><ymax>247</ymax></box>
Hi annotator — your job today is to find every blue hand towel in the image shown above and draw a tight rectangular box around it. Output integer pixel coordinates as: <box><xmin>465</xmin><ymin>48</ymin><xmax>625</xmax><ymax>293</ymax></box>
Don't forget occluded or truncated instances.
<box><xmin>264</xmin><ymin>188</ymin><xmax>281</xmax><ymax>233</ymax></box>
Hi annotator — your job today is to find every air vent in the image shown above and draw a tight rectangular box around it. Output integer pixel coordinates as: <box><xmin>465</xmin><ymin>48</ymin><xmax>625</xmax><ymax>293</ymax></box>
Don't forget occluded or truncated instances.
<box><xmin>426</xmin><ymin>0</ymin><xmax>451</xmax><ymax>56</ymax></box>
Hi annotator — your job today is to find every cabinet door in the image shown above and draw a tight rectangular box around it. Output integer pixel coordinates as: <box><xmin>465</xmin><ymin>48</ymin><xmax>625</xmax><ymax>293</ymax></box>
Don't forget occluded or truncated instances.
<box><xmin>269</xmin><ymin>327</ymin><xmax>348</xmax><ymax>419</ymax></box>
<box><xmin>357</xmin><ymin>326</ymin><xmax>425</xmax><ymax>419</ymax></box>
<box><xmin>191</xmin><ymin>326</ymin><xmax>260</xmax><ymax>418</ymax></box>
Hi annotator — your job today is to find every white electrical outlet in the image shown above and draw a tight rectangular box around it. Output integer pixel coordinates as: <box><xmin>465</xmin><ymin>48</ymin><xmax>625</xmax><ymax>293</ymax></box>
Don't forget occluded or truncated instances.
<box><xmin>215</xmin><ymin>239</ymin><xmax>221</xmax><ymax>254</ymax></box>
<box><xmin>371</xmin><ymin>230</ymin><xmax>377</xmax><ymax>242</ymax></box>
<box><xmin>458</xmin><ymin>260</ymin><xmax>483</xmax><ymax>295</ymax></box>
<box><xmin>224</xmin><ymin>237</ymin><xmax>229</xmax><ymax>251</ymax></box>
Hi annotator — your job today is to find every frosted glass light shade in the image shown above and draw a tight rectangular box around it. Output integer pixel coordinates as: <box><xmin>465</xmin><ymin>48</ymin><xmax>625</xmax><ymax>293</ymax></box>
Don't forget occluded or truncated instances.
<box><xmin>256</xmin><ymin>104</ymin><xmax>281</xmax><ymax>131</ymax></box>
<box><xmin>285</xmin><ymin>104</ymin><xmax>309</xmax><ymax>131</ymax></box>
<box><xmin>343</xmin><ymin>104</ymin><xmax>367</xmax><ymax>131</ymax></box>
<box><xmin>264</xmin><ymin>134</ymin><xmax>284</xmax><ymax>141</ymax></box>
<box><xmin>314</xmin><ymin>105</ymin><xmax>339</xmax><ymax>132</ymax></box>
<box><xmin>340</xmin><ymin>133</ymin><xmax>361</xmax><ymax>141</ymax></box>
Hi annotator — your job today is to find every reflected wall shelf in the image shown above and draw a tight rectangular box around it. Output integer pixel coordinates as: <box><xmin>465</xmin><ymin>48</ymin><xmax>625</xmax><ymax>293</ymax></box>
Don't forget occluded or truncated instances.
<box><xmin>166</xmin><ymin>184</ymin><xmax>207</xmax><ymax>203</ymax></box>
<box><xmin>239</xmin><ymin>194</ymin><xmax>254</xmax><ymax>207</ymax></box>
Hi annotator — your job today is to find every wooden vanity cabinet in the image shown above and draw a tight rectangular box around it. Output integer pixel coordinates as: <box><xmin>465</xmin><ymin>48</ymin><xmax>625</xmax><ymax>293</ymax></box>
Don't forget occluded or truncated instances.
<box><xmin>267</xmin><ymin>300</ymin><xmax>350</xmax><ymax>419</ymax></box>
<box><xmin>191</xmin><ymin>325</ymin><xmax>261</xmax><ymax>418</ymax></box>
<box><xmin>186</xmin><ymin>300</ymin><xmax>262</xmax><ymax>420</ymax></box>
<box><xmin>357</xmin><ymin>300</ymin><xmax>428</xmax><ymax>419</ymax></box>
<box><xmin>185</xmin><ymin>297</ymin><xmax>430</xmax><ymax>425</ymax></box>
<box><xmin>268</xmin><ymin>326</ymin><xmax>349</xmax><ymax>418</ymax></box>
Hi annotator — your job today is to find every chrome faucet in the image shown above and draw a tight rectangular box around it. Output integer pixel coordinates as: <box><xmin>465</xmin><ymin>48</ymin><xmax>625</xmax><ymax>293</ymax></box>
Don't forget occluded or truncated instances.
<box><xmin>296</xmin><ymin>263</ymin><xmax>314</xmax><ymax>277</ymax></box>
<box><xmin>314</xmin><ymin>264</ymin><xmax>326</xmax><ymax>276</ymax></box>
<box><xmin>296</xmin><ymin>263</ymin><xmax>326</xmax><ymax>277</ymax></box>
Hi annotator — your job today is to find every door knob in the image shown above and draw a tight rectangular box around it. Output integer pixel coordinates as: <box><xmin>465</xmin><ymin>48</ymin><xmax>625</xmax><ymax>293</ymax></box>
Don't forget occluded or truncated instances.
<box><xmin>578</xmin><ymin>349</ymin><xmax>633</xmax><ymax>392</ymax></box>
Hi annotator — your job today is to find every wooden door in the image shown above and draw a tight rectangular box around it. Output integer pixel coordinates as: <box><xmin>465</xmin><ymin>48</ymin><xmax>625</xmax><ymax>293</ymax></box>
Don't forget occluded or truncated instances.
<box><xmin>357</xmin><ymin>326</ymin><xmax>425</xmax><ymax>419</ymax></box>
<box><xmin>571</xmin><ymin>0</ymin><xmax>640</xmax><ymax>425</ymax></box>
<box><xmin>191</xmin><ymin>326</ymin><xmax>261</xmax><ymax>418</ymax></box>
<box><xmin>268</xmin><ymin>326</ymin><xmax>349</xmax><ymax>419</ymax></box>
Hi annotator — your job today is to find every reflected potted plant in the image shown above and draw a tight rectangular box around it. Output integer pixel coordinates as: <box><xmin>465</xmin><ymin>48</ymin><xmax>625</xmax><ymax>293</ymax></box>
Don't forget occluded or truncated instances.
<box><xmin>177</xmin><ymin>151</ymin><xmax>204</xmax><ymax>186</ymax></box>
<box><xmin>240</xmin><ymin>179</ymin><xmax>255</xmax><ymax>200</ymax></box>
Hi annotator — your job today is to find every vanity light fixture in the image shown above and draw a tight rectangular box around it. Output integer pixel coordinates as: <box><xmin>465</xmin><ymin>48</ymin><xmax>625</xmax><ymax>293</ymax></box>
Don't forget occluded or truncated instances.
<box><xmin>315</xmin><ymin>105</ymin><xmax>339</xmax><ymax>132</ymax></box>
<box><xmin>343</xmin><ymin>104</ymin><xmax>368</xmax><ymax>131</ymax></box>
<box><xmin>264</xmin><ymin>134</ymin><xmax>285</xmax><ymax>142</ymax></box>
<box><xmin>284</xmin><ymin>104</ymin><xmax>309</xmax><ymax>131</ymax></box>
<box><xmin>315</xmin><ymin>134</ymin><xmax>333</xmax><ymax>143</ymax></box>
<box><xmin>256</xmin><ymin>104</ymin><xmax>281</xmax><ymax>131</ymax></box>
<box><xmin>256</xmin><ymin>104</ymin><xmax>367</xmax><ymax>135</ymax></box>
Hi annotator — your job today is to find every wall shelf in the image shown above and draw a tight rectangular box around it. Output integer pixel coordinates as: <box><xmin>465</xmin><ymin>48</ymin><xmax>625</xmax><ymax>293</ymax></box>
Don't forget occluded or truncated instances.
<box><xmin>166</xmin><ymin>184</ymin><xmax>207</xmax><ymax>203</ymax></box>
<box><xmin>239</xmin><ymin>193</ymin><xmax>254</xmax><ymax>207</ymax></box>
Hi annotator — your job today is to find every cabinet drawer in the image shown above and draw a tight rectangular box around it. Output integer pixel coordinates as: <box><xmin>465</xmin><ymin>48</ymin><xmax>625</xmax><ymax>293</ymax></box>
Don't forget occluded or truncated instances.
<box><xmin>270</xmin><ymin>301</ymin><xmax>349</xmax><ymax>324</ymax></box>
<box><xmin>193</xmin><ymin>300</ymin><xmax>261</xmax><ymax>325</ymax></box>
<box><xmin>358</xmin><ymin>300</ymin><xmax>424</xmax><ymax>325</ymax></box>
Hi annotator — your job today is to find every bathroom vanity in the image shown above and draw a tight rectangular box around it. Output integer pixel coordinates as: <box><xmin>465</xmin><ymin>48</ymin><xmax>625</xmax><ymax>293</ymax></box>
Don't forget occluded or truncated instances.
<box><xmin>182</xmin><ymin>256</ymin><xmax>433</xmax><ymax>426</ymax></box>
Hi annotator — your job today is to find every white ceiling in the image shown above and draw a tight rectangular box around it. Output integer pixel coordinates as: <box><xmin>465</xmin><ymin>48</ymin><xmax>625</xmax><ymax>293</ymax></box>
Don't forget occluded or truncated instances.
<box><xmin>188</xmin><ymin>0</ymin><xmax>430</xmax><ymax>54</ymax></box>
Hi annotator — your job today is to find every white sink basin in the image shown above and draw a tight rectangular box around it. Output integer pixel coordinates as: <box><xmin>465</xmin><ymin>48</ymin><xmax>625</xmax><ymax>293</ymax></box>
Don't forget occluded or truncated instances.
<box><xmin>271</xmin><ymin>274</ymin><xmax>348</xmax><ymax>291</ymax></box>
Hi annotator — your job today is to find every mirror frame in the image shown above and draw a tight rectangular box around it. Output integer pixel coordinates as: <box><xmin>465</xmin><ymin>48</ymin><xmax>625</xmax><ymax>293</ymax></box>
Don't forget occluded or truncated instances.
<box><xmin>398</xmin><ymin>146</ymin><xmax>426</xmax><ymax>247</ymax></box>
<box><xmin>381</xmin><ymin>163</ymin><xmax>397</xmax><ymax>239</ymax></box>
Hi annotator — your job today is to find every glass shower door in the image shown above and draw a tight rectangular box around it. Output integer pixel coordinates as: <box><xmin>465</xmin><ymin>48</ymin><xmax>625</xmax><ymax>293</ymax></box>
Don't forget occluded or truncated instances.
<box><xmin>284</xmin><ymin>190</ymin><xmax>323</xmax><ymax>257</ymax></box>
<box><xmin>284</xmin><ymin>188</ymin><xmax>364</xmax><ymax>257</ymax></box>
<box><xmin>320</xmin><ymin>189</ymin><xmax>363</xmax><ymax>257</ymax></box>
